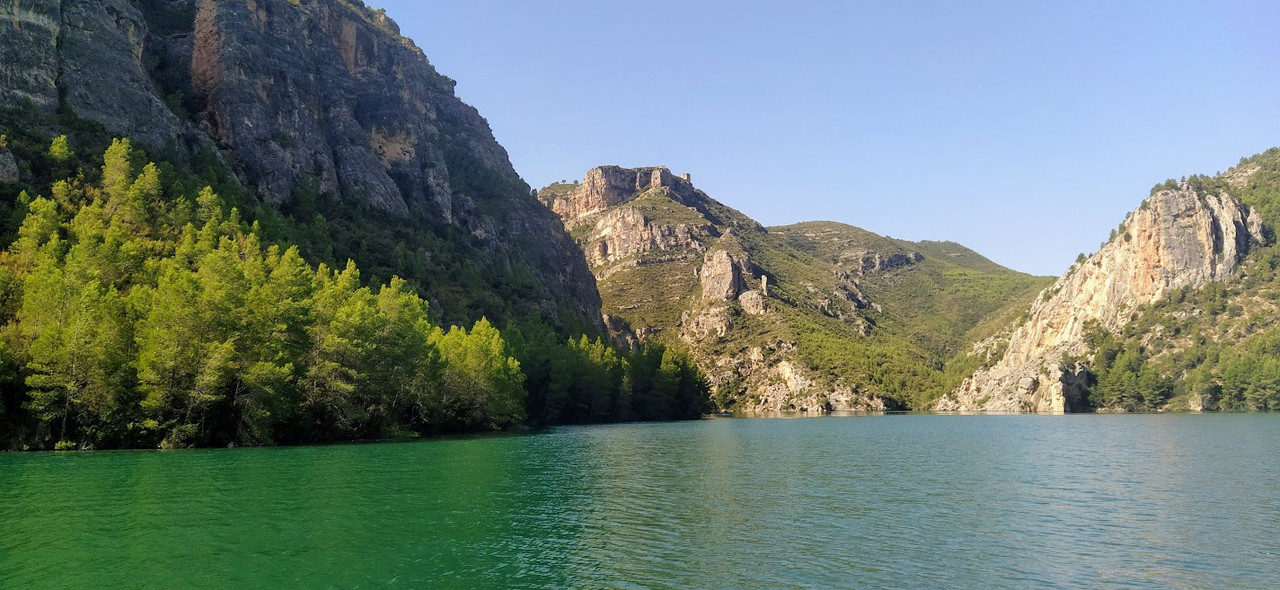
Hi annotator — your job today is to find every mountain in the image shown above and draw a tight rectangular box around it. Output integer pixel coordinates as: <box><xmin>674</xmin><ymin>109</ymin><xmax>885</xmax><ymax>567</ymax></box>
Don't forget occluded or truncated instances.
<box><xmin>0</xmin><ymin>0</ymin><xmax>601</xmax><ymax>332</ymax></box>
<box><xmin>940</xmin><ymin>148</ymin><xmax>1280</xmax><ymax>413</ymax></box>
<box><xmin>0</xmin><ymin>1</ymin><xmax>716</xmax><ymax>449</ymax></box>
<box><xmin>539</xmin><ymin>166</ymin><xmax>1049</xmax><ymax>411</ymax></box>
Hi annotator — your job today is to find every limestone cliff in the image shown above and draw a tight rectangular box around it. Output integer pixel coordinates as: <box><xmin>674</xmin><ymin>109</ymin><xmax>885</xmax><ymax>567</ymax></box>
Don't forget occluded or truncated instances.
<box><xmin>0</xmin><ymin>0</ymin><xmax>601</xmax><ymax>330</ymax></box>
<box><xmin>939</xmin><ymin>184</ymin><xmax>1265</xmax><ymax>413</ymax></box>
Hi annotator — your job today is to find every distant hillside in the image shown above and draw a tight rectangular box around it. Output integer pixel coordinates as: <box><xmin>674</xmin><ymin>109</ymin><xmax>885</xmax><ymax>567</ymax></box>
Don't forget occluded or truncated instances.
<box><xmin>771</xmin><ymin>222</ymin><xmax>1050</xmax><ymax>365</ymax></box>
<box><xmin>540</xmin><ymin>167</ymin><xmax>1050</xmax><ymax>411</ymax></box>
<box><xmin>941</xmin><ymin>147</ymin><xmax>1280</xmax><ymax>413</ymax></box>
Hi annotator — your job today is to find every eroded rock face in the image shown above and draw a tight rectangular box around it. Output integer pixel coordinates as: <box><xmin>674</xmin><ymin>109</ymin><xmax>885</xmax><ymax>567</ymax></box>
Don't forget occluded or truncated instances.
<box><xmin>940</xmin><ymin>184</ymin><xmax>1265</xmax><ymax>413</ymax></box>
<box><xmin>192</xmin><ymin>0</ymin><xmax>453</xmax><ymax>215</ymax></box>
<box><xmin>1</xmin><ymin>0</ymin><xmax>63</xmax><ymax>109</ymax></box>
<box><xmin>701</xmin><ymin>250</ymin><xmax>744</xmax><ymax>301</ymax></box>
<box><xmin>857</xmin><ymin>251</ymin><xmax>923</xmax><ymax>275</ymax></box>
<box><xmin>537</xmin><ymin>165</ymin><xmax>715</xmax><ymax>280</ymax></box>
<box><xmin>580</xmin><ymin>207</ymin><xmax>706</xmax><ymax>269</ymax></box>
<box><xmin>682</xmin><ymin>306</ymin><xmax>731</xmax><ymax>341</ymax></box>
<box><xmin>756</xmin><ymin>361</ymin><xmax>886</xmax><ymax>414</ymax></box>
<box><xmin>61</xmin><ymin>0</ymin><xmax>187</xmax><ymax>147</ymax></box>
<box><xmin>0</xmin><ymin>0</ymin><xmax>185</xmax><ymax>147</ymax></box>
<box><xmin>739</xmin><ymin>290</ymin><xmax>768</xmax><ymax>315</ymax></box>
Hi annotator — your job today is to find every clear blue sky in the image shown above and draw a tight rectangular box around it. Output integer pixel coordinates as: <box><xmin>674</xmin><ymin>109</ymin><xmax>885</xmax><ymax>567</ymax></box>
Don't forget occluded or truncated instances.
<box><xmin>369</xmin><ymin>0</ymin><xmax>1279</xmax><ymax>276</ymax></box>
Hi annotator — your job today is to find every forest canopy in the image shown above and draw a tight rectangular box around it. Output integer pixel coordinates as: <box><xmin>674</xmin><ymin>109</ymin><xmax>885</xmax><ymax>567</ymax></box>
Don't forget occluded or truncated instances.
<box><xmin>0</xmin><ymin>138</ymin><xmax>708</xmax><ymax>450</ymax></box>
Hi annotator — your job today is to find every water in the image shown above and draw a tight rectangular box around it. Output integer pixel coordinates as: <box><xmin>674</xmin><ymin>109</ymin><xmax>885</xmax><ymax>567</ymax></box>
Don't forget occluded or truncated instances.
<box><xmin>3</xmin><ymin>415</ymin><xmax>1279</xmax><ymax>589</ymax></box>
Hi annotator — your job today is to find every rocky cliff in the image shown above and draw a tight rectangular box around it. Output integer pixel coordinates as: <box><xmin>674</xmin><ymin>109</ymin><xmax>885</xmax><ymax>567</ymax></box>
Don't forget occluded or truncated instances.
<box><xmin>541</xmin><ymin>167</ymin><xmax>1048</xmax><ymax>412</ymax></box>
<box><xmin>0</xmin><ymin>0</ymin><xmax>187</xmax><ymax>147</ymax></box>
<box><xmin>0</xmin><ymin>0</ymin><xmax>601</xmax><ymax>330</ymax></box>
<box><xmin>939</xmin><ymin>184</ymin><xmax>1265</xmax><ymax>413</ymax></box>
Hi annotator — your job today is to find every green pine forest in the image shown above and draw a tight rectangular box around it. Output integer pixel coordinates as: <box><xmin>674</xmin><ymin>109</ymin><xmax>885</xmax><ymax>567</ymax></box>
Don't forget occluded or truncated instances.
<box><xmin>0</xmin><ymin>132</ymin><xmax>708</xmax><ymax>451</ymax></box>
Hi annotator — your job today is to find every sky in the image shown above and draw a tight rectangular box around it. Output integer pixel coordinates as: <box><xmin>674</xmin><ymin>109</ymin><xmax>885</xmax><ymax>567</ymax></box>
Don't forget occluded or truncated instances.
<box><xmin>369</xmin><ymin>0</ymin><xmax>1279</xmax><ymax>276</ymax></box>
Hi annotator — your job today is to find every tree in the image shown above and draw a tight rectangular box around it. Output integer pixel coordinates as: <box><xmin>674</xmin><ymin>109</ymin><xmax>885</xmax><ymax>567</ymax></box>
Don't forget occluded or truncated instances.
<box><xmin>48</xmin><ymin>135</ymin><xmax>73</xmax><ymax>163</ymax></box>
<box><xmin>21</xmin><ymin>264</ymin><xmax>132</xmax><ymax>446</ymax></box>
<box><xmin>101</xmin><ymin>139</ymin><xmax>134</xmax><ymax>203</ymax></box>
<box><xmin>431</xmin><ymin>318</ymin><xmax>525</xmax><ymax>430</ymax></box>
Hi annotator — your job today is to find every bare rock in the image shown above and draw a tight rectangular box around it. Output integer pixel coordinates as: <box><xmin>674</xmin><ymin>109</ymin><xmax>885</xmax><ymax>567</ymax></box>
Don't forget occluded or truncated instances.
<box><xmin>538</xmin><ymin>165</ymin><xmax>698</xmax><ymax>221</ymax></box>
<box><xmin>701</xmin><ymin>250</ymin><xmax>744</xmax><ymax>301</ymax></box>
<box><xmin>0</xmin><ymin>149</ymin><xmax>17</xmax><ymax>184</ymax></box>
<box><xmin>0</xmin><ymin>0</ymin><xmax>185</xmax><ymax>147</ymax></box>
<box><xmin>60</xmin><ymin>0</ymin><xmax>187</xmax><ymax>147</ymax></box>
<box><xmin>740</xmin><ymin>290</ymin><xmax>768</xmax><ymax>315</ymax></box>
<box><xmin>857</xmin><ymin>251</ymin><xmax>923</xmax><ymax>275</ymax></box>
<box><xmin>579</xmin><ymin>206</ymin><xmax>706</xmax><ymax>268</ymax></box>
<box><xmin>0</xmin><ymin>0</ymin><xmax>62</xmax><ymax>109</ymax></box>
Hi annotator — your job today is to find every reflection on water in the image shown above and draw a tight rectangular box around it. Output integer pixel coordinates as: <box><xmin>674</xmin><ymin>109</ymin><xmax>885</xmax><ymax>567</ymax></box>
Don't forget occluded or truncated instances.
<box><xmin>2</xmin><ymin>415</ymin><xmax>1278</xmax><ymax>589</ymax></box>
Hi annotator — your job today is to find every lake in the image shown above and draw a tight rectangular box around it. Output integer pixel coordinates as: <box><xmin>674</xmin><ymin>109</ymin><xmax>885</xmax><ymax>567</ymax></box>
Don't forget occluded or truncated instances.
<box><xmin>3</xmin><ymin>415</ymin><xmax>1279</xmax><ymax>589</ymax></box>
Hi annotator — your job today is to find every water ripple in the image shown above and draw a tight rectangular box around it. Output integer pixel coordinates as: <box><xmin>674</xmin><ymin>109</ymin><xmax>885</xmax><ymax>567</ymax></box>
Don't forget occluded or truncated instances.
<box><xmin>2</xmin><ymin>415</ymin><xmax>1279</xmax><ymax>588</ymax></box>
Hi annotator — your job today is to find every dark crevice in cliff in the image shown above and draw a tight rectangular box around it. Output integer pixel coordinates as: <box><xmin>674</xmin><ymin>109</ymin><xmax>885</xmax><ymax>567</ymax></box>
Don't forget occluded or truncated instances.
<box><xmin>53</xmin><ymin>0</ymin><xmax>69</xmax><ymax>112</ymax></box>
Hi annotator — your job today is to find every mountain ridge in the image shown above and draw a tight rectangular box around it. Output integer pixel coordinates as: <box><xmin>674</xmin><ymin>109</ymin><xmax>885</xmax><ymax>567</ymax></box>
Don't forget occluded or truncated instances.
<box><xmin>539</xmin><ymin>165</ymin><xmax>1050</xmax><ymax>411</ymax></box>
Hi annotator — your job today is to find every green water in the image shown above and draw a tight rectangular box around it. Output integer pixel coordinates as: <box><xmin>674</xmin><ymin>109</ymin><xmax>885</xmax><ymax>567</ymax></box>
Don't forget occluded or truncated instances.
<box><xmin>3</xmin><ymin>415</ymin><xmax>1279</xmax><ymax>589</ymax></box>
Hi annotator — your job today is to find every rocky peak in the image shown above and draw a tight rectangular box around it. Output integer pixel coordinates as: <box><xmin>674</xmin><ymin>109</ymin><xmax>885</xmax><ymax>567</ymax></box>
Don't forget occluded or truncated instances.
<box><xmin>539</xmin><ymin>165</ymin><xmax>698</xmax><ymax>222</ymax></box>
<box><xmin>939</xmin><ymin>184</ymin><xmax>1265</xmax><ymax>413</ymax></box>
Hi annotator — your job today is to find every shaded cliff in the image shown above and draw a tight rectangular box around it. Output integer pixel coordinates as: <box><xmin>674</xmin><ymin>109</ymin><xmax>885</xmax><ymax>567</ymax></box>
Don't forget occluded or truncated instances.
<box><xmin>0</xmin><ymin>0</ymin><xmax>601</xmax><ymax>330</ymax></box>
<box><xmin>940</xmin><ymin>173</ymin><xmax>1268</xmax><ymax>413</ymax></box>
<box><xmin>540</xmin><ymin>167</ymin><xmax>1047</xmax><ymax>411</ymax></box>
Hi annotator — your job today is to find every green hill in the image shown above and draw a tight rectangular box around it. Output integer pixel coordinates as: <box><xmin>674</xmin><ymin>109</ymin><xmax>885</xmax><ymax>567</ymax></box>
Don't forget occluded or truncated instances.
<box><xmin>541</xmin><ymin>167</ymin><xmax>1052</xmax><ymax>411</ymax></box>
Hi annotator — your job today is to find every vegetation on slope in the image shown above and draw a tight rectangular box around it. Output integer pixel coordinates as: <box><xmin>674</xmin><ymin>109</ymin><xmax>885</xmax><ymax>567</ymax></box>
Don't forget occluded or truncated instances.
<box><xmin>771</xmin><ymin>222</ymin><xmax>1051</xmax><ymax>408</ymax></box>
<box><xmin>567</xmin><ymin>178</ymin><xmax>1048</xmax><ymax>411</ymax></box>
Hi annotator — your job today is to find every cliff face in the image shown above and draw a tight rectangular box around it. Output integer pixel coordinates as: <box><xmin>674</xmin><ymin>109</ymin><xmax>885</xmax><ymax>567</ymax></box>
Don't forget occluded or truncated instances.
<box><xmin>0</xmin><ymin>0</ymin><xmax>602</xmax><ymax>330</ymax></box>
<box><xmin>0</xmin><ymin>0</ymin><xmax>187</xmax><ymax>147</ymax></box>
<box><xmin>940</xmin><ymin>185</ymin><xmax>1265</xmax><ymax>413</ymax></box>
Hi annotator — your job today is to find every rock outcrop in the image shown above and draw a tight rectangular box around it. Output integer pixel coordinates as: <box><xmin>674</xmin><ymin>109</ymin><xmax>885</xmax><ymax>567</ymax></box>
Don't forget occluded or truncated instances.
<box><xmin>739</xmin><ymin>290</ymin><xmax>768</xmax><ymax>315</ymax></box>
<box><xmin>700</xmin><ymin>250</ymin><xmax>745</xmax><ymax>301</ymax></box>
<box><xmin>857</xmin><ymin>251</ymin><xmax>923</xmax><ymax>275</ymax></box>
<box><xmin>579</xmin><ymin>206</ymin><xmax>706</xmax><ymax>270</ymax></box>
<box><xmin>539</xmin><ymin>166</ymin><xmax>715</xmax><ymax>273</ymax></box>
<box><xmin>940</xmin><ymin>184</ymin><xmax>1265</xmax><ymax>413</ymax></box>
<box><xmin>540</xmin><ymin>165</ymin><xmax>701</xmax><ymax>221</ymax></box>
<box><xmin>0</xmin><ymin>148</ymin><xmax>17</xmax><ymax>184</ymax></box>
